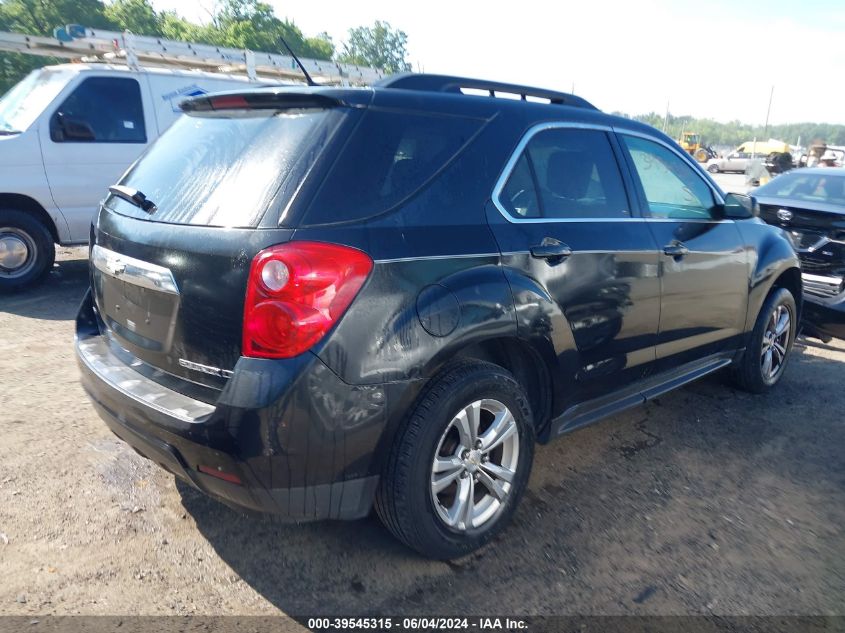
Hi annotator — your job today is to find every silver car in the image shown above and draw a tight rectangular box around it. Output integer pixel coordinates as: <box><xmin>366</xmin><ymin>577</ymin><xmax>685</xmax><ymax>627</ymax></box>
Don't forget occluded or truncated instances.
<box><xmin>707</xmin><ymin>151</ymin><xmax>753</xmax><ymax>173</ymax></box>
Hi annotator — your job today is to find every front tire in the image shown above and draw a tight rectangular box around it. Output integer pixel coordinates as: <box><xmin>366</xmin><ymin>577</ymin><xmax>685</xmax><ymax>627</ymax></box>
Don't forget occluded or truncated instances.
<box><xmin>375</xmin><ymin>361</ymin><xmax>535</xmax><ymax>559</ymax></box>
<box><xmin>731</xmin><ymin>287</ymin><xmax>797</xmax><ymax>393</ymax></box>
<box><xmin>0</xmin><ymin>209</ymin><xmax>55</xmax><ymax>292</ymax></box>
<box><xmin>707</xmin><ymin>163</ymin><xmax>720</xmax><ymax>173</ymax></box>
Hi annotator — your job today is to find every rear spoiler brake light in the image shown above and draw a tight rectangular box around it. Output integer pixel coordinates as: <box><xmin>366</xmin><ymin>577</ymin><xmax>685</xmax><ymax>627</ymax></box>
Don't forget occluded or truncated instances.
<box><xmin>180</xmin><ymin>92</ymin><xmax>344</xmax><ymax>112</ymax></box>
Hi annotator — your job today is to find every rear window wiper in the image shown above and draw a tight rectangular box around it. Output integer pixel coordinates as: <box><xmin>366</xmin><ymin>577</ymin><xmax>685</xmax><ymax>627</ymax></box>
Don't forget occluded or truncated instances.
<box><xmin>108</xmin><ymin>185</ymin><xmax>157</xmax><ymax>214</ymax></box>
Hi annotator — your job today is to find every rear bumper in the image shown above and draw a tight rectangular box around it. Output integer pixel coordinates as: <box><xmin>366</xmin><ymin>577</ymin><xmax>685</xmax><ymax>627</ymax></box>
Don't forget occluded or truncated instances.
<box><xmin>75</xmin><ymin>290</ymin><xmax>399</xmax><ymax>520</ymax></box>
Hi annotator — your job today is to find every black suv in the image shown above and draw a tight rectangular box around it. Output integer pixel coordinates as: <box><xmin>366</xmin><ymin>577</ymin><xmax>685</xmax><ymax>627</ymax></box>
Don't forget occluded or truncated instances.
<box><xmin>76</xmin><ymin>74</ymin><xmax>801</xmax><ymax>559</ymax></box>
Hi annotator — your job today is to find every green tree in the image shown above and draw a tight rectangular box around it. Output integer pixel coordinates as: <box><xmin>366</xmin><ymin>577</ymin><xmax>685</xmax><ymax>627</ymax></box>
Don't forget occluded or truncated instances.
<box><xmin>211</xmin><ymin>0</ymin><xmax>333</xmax><ymax>60</ymax></box>
<box><xmin>104</xmin><ymin>0</ymin><xmax>161</xmax><ymax>36</ymax></box>
<box><xmin>157</xmin><ymin>10</ymin><xmax>211</xmax><ymax>43</ymax></box>
<box><xmin>337</xmin><ymin>20</ymin><xmax>411</xmax><ymax>74</ymax></box>
<box><xmin>0</xmin><ymin>0</ymin><xmax>113</xmax><ymax>94</ymax></box>
<box><xmin>0</xmin><ymin>0</ymin><xmax>113</xmax><ymax>35</ymax></box>
<box><xmin>625</xmin><ymin>112</ymin><xmax>845</xmax><ymax>148</ymax></box>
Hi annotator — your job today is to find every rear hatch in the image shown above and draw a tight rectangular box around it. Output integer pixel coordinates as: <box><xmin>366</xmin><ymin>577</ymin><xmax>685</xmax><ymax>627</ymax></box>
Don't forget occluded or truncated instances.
<box><xmin>91</xmin><ymin>91</ymin><xmax>355</xmax><ymax>389</ymax></box>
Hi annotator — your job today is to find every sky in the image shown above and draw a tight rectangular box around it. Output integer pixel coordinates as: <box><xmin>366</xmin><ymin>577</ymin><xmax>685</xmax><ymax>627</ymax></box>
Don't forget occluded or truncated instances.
<box><xmin>149</xmin><ymin>0</ymin><xmax>845</xmax><ymax>125</ymax></box>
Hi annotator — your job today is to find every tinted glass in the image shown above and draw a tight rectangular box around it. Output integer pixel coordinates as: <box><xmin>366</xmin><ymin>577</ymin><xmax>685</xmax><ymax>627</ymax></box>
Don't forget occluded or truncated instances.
<box><xmin>500</xmin><ymin>154</ymin><xmax>540</xmax><ymax>218</ymax></box>
<box><xmin>499</xmin><ymin>128</ymin><xmax>630</xmax><ymax>220</ymax></box>
<box><xmin>106</xmin><ymin>109</ymin><xmax>337</xmax><ymax>227</ymax></box>
<box><xmin>622</xmin><ymin>135</ymin><xmax>717</xmax><ymax>219</ymax></box>
<box><xmin>755</xmin><ymin>171</ymin><xmax>845</xmax><ymax>206</ymax></box>
<box><xmin>51</xmin><ymin>77</ymin><xmax>146</xmax><ymax>143</ymax></box>
<box><xmin>305</xmin><ymin>109</ymin><xmax>484</xmax><ymax>224</ymax></box>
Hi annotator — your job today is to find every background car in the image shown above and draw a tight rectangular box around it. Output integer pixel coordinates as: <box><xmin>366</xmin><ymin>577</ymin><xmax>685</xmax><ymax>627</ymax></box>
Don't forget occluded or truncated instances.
<box><xmin>755</xmin><ymin>168</ymin><xmax>845</xmax><ymax>341</ymax></box>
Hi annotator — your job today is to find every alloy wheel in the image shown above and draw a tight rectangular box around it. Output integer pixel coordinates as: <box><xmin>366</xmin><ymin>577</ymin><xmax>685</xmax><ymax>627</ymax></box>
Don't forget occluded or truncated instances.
<box><xmin>761</xmin><ymin>303</ymin><xmax>791</xmax><ymax>381</ymax></box>
<box><xmin>430</xmin><ymin>399</ymin><xmax>520</xmax><ymax>532</ymax></box>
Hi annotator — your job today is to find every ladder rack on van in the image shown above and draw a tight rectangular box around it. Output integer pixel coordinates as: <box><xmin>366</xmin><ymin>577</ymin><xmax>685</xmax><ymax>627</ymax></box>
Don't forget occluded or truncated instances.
<box><xmin>0</xmin><ymin>27</ymin><xmax>384</xmax><ymax>86</ymax></box>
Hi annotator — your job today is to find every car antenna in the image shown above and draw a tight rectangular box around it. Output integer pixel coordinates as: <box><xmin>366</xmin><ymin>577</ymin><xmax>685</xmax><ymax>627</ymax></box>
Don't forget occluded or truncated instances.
<box><xmin>278</xmin><ymin>35</ymin><xmax>317</xmax><ymax>86</ymax></box>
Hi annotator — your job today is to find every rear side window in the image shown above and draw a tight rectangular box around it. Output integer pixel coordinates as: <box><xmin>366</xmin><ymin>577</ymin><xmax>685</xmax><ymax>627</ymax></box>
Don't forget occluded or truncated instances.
<box><xmin>50</xmin><ymin>77</ymin><xmax>146</xmax><ymax>143</ymax></box>
<box><xmin>500</xmin><ymin>154</ymin><xmax>541</xmax><ymax>218</ymax></box>
<box><xmin>497</xmin><ymin>127</ymin><xmax>630</xmax><ymax>220</ymax></box>
<box><xmin>106</xmin><ymin>109</ymin><xmax>339</xmax><ymax>227</ymax></box>
<box><xmin>303</xmin><ymin>109</ymin><xmax>484</xmax><ymax>224</ymax></box>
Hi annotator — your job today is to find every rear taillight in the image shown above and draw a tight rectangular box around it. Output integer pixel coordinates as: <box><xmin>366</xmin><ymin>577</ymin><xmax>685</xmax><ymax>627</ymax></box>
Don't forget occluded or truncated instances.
<box><xmin>243</xmin><ymin>241</ymin><xmax>373</xmax><ymax>359</ymax></box>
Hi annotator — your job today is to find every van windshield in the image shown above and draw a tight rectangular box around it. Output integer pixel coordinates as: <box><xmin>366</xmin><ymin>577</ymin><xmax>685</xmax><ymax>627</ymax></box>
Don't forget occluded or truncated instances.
<box><xmin>105</xmin><ymin>108</ymin><xmax>340</xmax><ymax>227</ymax></box>
<box><xmin>0</xmin><ymin>67</ymin><xmax>75</xmax><ymax>133</ymax></box>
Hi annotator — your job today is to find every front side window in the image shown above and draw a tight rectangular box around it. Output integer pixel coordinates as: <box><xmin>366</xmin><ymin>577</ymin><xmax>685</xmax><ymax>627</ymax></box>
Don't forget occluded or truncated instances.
<box><xmin>497</xmin><ymin>127</ymin><xmax>630</xmax><ymax>220</ymax></box>
<box><xmin>0</xmin><ymin>67</ymin><xmax>75</xmax><ymax>133</ymax></box>
<box><xmin>50</xmin><ymin>77</ymin><xmax>146</xmax><ymax>143</ymax></box>
<box><xmin>621</xmin><ymin>135</ymin><xmax>717</xmax><ymax>220</ymax></box>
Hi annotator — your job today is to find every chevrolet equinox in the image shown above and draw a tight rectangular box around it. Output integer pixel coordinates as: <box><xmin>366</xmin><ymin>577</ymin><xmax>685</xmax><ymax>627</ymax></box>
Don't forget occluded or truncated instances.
<box><xmin>76</xmin><ymin>74</ymin><xmax>802</xmax><ymax>559</ymax></box>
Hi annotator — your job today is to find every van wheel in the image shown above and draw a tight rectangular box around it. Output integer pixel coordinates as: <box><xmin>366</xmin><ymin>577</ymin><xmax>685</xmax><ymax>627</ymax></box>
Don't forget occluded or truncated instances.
<box><xmin>0</xmin><ymin>210</ymin><xmax>55</xmax><ymax>292</ymax></box>
<box><xmin>375</xmin><ymin>361</ymin><xmax>535</xmax><ymax>560</ymax></box>
<box><xmin>731</xmin><ymin>287</ymin><xmax>797</xmax><ymax>393</ymax></box>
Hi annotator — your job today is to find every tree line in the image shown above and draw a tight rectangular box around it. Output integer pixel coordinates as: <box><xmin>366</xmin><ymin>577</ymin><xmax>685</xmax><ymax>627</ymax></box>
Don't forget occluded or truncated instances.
<box><xmin>616</xmin><ymin>112</ymin><xmax>845</xmax><ymax>149</ymax></box>
<box><xmin>0</xmin><ymin>0</ymin><xmax>411</xmax><ymax>93</ymax></box>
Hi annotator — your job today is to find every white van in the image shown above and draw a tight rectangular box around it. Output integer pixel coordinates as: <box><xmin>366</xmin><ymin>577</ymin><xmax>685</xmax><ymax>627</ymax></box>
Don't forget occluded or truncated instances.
<box><xmin>0</xmin><ymin>63</ymin><xmax>260</xmax><ymax>290</ymax></box>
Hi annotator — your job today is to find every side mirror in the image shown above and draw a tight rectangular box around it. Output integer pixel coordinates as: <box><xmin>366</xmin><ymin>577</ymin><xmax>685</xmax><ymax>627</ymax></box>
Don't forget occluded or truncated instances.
<box><xmin>722</xmin><ymin>192</ymin><xmax>758</xmax><ymax>219</ymax></box>
<box><xmin>50</xmin><ymin>112</ymin><xmax>95</xmax><ymax>142</ymax></box>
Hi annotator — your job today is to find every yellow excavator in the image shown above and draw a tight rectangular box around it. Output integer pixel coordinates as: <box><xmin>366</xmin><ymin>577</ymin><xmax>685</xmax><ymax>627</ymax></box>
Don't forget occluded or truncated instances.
<box><xmin>678</xmin><ymin>131</ymin><xmax>716</xmax><ymax>163</ymax></box>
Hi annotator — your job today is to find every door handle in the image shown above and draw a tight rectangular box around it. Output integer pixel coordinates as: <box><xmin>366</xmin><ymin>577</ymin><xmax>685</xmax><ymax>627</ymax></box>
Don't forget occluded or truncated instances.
<box><xmin>530</xmin><ymin>239</ymin><xmax>573</xmax><ymax>260</ymax></box>
<box><xmin>663</xmin><ymin>241</ymin><xmax>689</xmax><ymax>258</ymax></box>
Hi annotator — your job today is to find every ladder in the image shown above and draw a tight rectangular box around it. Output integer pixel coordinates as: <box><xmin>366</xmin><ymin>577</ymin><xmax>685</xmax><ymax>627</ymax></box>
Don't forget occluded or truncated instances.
<box><xmin>0</xmin><ymin>26</ymin><xmax>385</xmax><ymax>86</ymax></box>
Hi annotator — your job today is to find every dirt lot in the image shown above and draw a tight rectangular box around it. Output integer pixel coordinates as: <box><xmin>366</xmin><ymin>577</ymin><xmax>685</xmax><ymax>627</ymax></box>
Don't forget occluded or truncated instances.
<box><xmin>0</xmin><ymin>247</ymin><xmax>844</xmax><ymax>618</ymax></box>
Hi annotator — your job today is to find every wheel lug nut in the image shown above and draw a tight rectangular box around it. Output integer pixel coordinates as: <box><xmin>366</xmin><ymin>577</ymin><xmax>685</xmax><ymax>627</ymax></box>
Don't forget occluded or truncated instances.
<box><xmin>475</xmin><ymin>440</ymin><xmax>482</xmax><ymax>449</ymax></box>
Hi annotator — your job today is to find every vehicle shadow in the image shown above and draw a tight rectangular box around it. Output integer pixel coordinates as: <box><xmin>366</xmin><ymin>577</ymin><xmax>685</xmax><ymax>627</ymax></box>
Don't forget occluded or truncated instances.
<box><xmin>0</xmin><ymin>254</ymin><xmax>89</xmax><ymax>321</ymax></box>
<box><xmin>176</xmin><ymin>480</ymin><xmax>420</xmax><ymax>615</ymax></box>
<box><xmin>181</xmin><ymin>344</ymin><xmax>845</xmax><ymax>617</ymax></box>
<box><xmin>797</xmin><ymin>335</ymin><xmax>845</xmax><ymax>354</ymax></box>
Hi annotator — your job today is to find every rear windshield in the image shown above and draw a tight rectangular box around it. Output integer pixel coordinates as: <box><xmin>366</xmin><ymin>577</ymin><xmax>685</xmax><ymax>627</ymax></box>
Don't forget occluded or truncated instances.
<box><xmin>302</xmin><ymin>108</ymin><xmax>485</xmax><ymax>225</ymax></box>
<box><xmin>105</xmin><ymin>108</ymin><xmax>339</xmax><ymax>227</ymax></box>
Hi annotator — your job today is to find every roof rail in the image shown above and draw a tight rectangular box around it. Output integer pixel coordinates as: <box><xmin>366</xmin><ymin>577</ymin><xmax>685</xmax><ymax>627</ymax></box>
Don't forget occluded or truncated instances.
<box><xmin>377</xmin><ymin>73</ymin><xmax>597</xmax><ymax>110</ymax></box>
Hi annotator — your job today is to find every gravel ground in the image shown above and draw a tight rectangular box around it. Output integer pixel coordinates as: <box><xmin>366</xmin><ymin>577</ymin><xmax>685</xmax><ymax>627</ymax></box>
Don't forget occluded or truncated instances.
<box><xmin>0</xmin><ymin>247</ymin><xmax>843</xmax><ymax>618</ymax></box>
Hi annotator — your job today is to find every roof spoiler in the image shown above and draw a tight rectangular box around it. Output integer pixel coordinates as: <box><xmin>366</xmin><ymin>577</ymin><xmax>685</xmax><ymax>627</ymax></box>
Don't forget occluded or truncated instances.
<box><xmin>180</xmin><ymin>91</ymin><xmax>345</xmax><ymax>112</ymax></box>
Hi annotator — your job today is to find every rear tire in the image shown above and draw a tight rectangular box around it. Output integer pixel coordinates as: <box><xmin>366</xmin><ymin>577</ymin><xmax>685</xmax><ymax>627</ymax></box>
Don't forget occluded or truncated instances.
<box><xmin>0</xmin><ymin>209</ymin><xmax>55</xmax><ymax>292</ymax></box>
<box><xmin>707</xmin><ymin>163</ymin><xmax>720</xmax><ymax>173</ymax></box>
<box><xmin>731</xmin><ymin>287</ymin><xmax>797</xmax><ymax>394</ymax></box>
<box><xmin>375</xmin><ymin>361</ymin><xmax>535</xmax><ymax>560</ymax></box>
